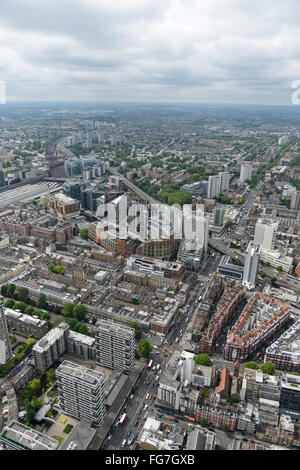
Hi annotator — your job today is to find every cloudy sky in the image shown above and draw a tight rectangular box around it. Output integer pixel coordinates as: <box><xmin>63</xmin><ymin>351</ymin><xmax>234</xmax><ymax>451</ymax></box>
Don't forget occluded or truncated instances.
<box><xmin>1</xmin><ymin>0</ymin><xmax>300</xmax><ymax>104</ymax></box>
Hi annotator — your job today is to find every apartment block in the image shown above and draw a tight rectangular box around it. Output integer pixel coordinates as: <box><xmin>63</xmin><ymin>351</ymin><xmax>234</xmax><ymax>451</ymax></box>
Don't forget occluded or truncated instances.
<box><xmin>56</xmin><ymin>360</ymin><xmax>105</xmax><ymax>426</ymax></box>
<box><xmin>0</xmin><ymin>302</ymin><xmax>13</xmax><ymax>364</ymax></box>
<box><xmin>95</xmin><ymin>319</ymin><xmax>135</xmax><ymax>374</ymax></box>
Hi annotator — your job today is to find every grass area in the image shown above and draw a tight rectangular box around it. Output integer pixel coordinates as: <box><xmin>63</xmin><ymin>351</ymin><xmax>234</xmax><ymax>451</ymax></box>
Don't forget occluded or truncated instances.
<box><xmin>63</xmin><ymin>424</ymin><xmax>74</xmax><ymax>434</ymax></box>
<box><xmin>51</xmin><ymin>435</ymin><xmax>64</xmax><ymax>445</ymax></box>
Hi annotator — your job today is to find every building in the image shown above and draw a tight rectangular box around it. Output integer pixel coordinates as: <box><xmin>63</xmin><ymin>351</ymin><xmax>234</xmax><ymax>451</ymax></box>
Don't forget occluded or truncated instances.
<box><xmin>223</xmin><ymin>294</ymin><xmax>290</xmax><ymax>362</ymax></box>
<box><xmin>0</xmin><ymin>302</ymin><xmax>13</xmax><ymax>364</ymax></box>
<box><xmin>254</xmin><ymin>218</ymin><xmax>278</xmax><ymax>252</ymax></box>
<box><xmin>5</xmin><ymin>308</ymin><xmax>48</xmax><ymax>339</ymax></box>
<box><xmin>95</xmin><ymin>319</ymin><xmax>135</xmax><ymax>374</ymax></box>
<box><xmin>213</xmin><ymin>207</ymin><xmax>224</xmax><ymax>227</ymax></box>
<box><xmin>32</xmin><ymin>323</ymin><xmax>69</xmax><ymax>372</ymax></box>
<box><xmin>48</xmin><ymin>193</ymin><xmax>81</xmax><ymax>220</ymax></box>
<box><xmin>177</xmin><ymin>239</ymin><xmax>205</xmax><ymax>273</ymax></box>
<box><xmin>280</xmin><ymin>374</ymin><xmax>300</xmax><ymax>413</ymax></box>
<box><xmin>242</xmin><ymin>242</ymin><xmax>261</xmax><ymax>290</ymax></box>
<box><xmin>0</xmin><ymin>420</ymin><xmax>59</xmax><ymax>450</ymax></box>
<box><xmin>291</xmin><ymin>191</ymin><xmax>300</xmax><ymax>210</ymax></box>
<box><xmin>0</xmin><ymin>166</ymin><xmax>5</xmax><ymax>187</ymax></box>
<box><xmin>215</xmin><ymin>368</ymin><xmax>231</xmax><ymax>399</ymax></box>
<box><xmin>56</xmin><ymin>360</ymin><xmax>105</xmax><ymax>426</ymax></box>
<box><xmin>239</xmin><ymin>162</ymin><xmax>253</xmax><ymax>184</ymax></box>
<box><xmin>265</xmin><ymin>319</ymin><xmax>300</xmax><ymax>372</ymax></box>
<box><xmin>217</xmin><ymin>255</ymin><xmax>244</xmax><ymax>281</ymax></box>
<box><xmin>207</xmin><ymin>175</ymin><xmax>221</xmax><ymax>199</ymax></box>
<box><xmin>219</xmin><ymin>172</ymin><xmax>231</xmax><ymax>193</ymax></box>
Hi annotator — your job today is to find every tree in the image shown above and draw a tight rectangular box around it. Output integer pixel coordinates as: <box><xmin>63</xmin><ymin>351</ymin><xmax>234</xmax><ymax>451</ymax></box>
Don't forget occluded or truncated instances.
<box><xmin>200</xmin><ymin>418</ymin><xmax>207</xmax><ymax>427</ymax></box>
<box><xmin>137</xmin><ymin>339</ymin><xmax>153</xmax><ymax>359</ymax></box>
<box><xmin>28</xmin><ymin>378</ymin><xmax>41</xmax><ymax>396</ymax></box>
<box><xmin>7</xmin><ymin>283</ymin><xmax>16</xmax><ymax>297</ymax></box>
<box><xmin>76</xmin><ymin>324</ymin><xmax>88</xmax><ymax>335</ymax></box>
<box><xmin>41</xmin><ymin>311</ymin><xmax>51</xmax><ymax>321</ymax></box>
<box><xmin>222</xmin><ymin>423</ymin><xmax>229</xmax><ymax>431</ymax></box>
<box><xmin>17</xmin><ymin>286</ymin><xmax>29</xmax><ymax>303</ymax></box>
<box><xmin>277</xmin><ymin>266</ymin><xmax>283</xmax><ymax>272</ymax></box>
<box><xmin>73</xmin><ymin>304</ymin><xmax>86</xmax><ymax>322</ymax></box>
<box><xmin>261</xmin><ymin>272</ymin><xmax>266</xmax><ymax>278</ymax></box>
<box><xmin>25</xmin><ymin>306</ymin><xmax>35</xmax><ymax>315</ymax></box>
<box><xmin>26</xmin><ymin>338</ymin><xmax>36</xmax><ymax>347</ymax></box>
<box><xmin>260</xmin><ymin>361</ymin><xmax>275</xmax><ymax>375</ymax></box>
<box><xmin>225</xmin><ymin>221</ymin><xmax>234</xmax><ymax>228</ymax></box>
<box><xmin>62</xmin><ymin>303</ymin><xmax>74</xmax><ymax>317</ymax></box>
<box><xmin>80</xmin><ymin>228</ymin><xmax>89</xmax><ymax>240</ymax></box>
<box><xmin>4</xmin><ymin>299</ymin><xmax>15</xmax><ymax>309</ymax></box>
<box><xmin>1</xmin><ymin>285</ymin><xmax>7</xmax><ymax>297</ymax></box>
<box><xmin>244</xmin><ymin>361</ymin><xmax>259</xmax><ymax>370</ymax></box>
<box><xmin>129</xmin><ymin>321</ymin><xmax>143</xmax><ymax>339</ymax></box>
<box><xmin>13</xmin><ymin>302</ymin><xmax>27</xmax><ymax>313</ymax></box>
<box><xmin>37</xmin><ymin>293</ymin><xmax>47</xmax><ymax>309</ymax></box>
<box><xmin>46</xmin><ymin>368</ymin><xmax>56</xmax><ymax>383</ymax></box>
<box><xmin>194</xmin><ymin>354</ymin><xmax>212</xmax><ymax>367</ymax></box>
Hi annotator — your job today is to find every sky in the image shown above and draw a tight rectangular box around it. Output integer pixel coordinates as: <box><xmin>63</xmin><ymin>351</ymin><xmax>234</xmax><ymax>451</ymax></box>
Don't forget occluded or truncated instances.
<box><xmin>1</xmin><ymin>0</ymin><xmax>300</xmax><ymax>105</ymax></box>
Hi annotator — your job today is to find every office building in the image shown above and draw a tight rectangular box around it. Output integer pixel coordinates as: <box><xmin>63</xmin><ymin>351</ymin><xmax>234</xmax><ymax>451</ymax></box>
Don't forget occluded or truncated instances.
<box><xmin>56</xmin><ymin>360</ymin><xmax>105</xmax><ymax>426</ymax></box>
<box><xmin>254</xmin><ymin>218</ymin><xmax>278</xmax><ymax>252</ymax></box>
<box><xmin>0</xmin><ymin>302</ymin><xmax>13</xmax><ymax>364</ymax></box>
<box><xmin>95</xmin><ymin>319</ymin><xmax>135</xmax><ymax>374</ymax></box>
<box><xmin>239</xmin><ymin>162</ymin><xmax>253</xmax><ymax>184</ymax></box>
<box><xmin>217</xmin><ymin>255</ymin><xmax>244</xmax><ymax>281</ymax></box>
<box><xmin>291</xmin><ymin>191</ymin><xmax>300</xmax><ymax>210</ymax></box>
<box><xmin>280</xmin><ymin>374</ymin><xmax>300</xmax><ymax>412</ymax></box>
<box><xmin>48</xmin><ymin>193</ymin><xmax>81</xmax><ymax>220</ymax></box>
<box><xmin>219</xmin><ymin>172</ymin><xmax>231</xmax><ymax>193</ymax></box>
<box><xmin>242</xmin><ymin>242</ymin><xmax>261</xmax><ymax>290</ymax></box>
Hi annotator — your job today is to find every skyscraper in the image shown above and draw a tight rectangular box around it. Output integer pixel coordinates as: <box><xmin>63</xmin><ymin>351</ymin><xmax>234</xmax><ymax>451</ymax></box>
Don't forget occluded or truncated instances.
<box><xmin>219</xmin><ymin>172</ymin><xmax>231</xmax><ymax>193</ymax></box>
<box><xmin>254</xmin><ymin>218</ymin><xmax>278</xmax><ymax>252</ymax></box>
<box><xmin>56</xmin><ymin>360</ymin><xmax>105</xmax><ymax>427</ymax></box>
<box><xmin>95</xmin><ymin>319</ymin><xmax>135</xmax><ymax>374</ymax></box>
<box><xmin>0</xmin><ymin>302</ymin><xmax>13</xmax><ymax>364</ymax></box>
<box><xmin>242</xmin><ymin>242</ymin><xmax>261</xmax><ymax>290</ymax></box>
<box><xmin>0</xmin><ymin>166</ymin><xmax>5</xmax><ymax>187</ymax></box>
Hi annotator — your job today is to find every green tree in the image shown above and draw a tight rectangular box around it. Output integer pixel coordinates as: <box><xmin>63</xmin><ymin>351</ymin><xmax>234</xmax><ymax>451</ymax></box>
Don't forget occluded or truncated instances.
<box><xmin>137</xmin><ymin>339</ymin><xmax>153</xmax><ymax>359</ymax></box>
<box><xmin>80</xmin><ymin>228</ymin><xmax>89</xmax><ymax>240</ymax></box>
<box><xmin>261</xmin><ymin>272</ymin><xmax>266</xmax><ymax>278</ymax></box>
<box><xmin>4</xmin><ymin>299</ymin><xmax>15</xmax><ymax>309</ymax></box>
<box><xmin>1</xmin><ymin>285</ymin><xmax>7</xmax><ymax>297</ymax></box>
<box><xmin>28</xmin><ymin>378</ymin><xmax>41</xmax><ymax>396</ymax></box>
<box><xmin>17</xmin><ymin>286</ymin><xmax>29</xmax><ymax>303</ymax></box>
<box><xmin>76</xmin><ymin>324</ymin><xmax>88</xmax><ymax>335</ymax></box>
<box><xmin>259</xmin><ymin>361</ymin><xmax>275</xmax><ymax>375</ymax></box>
<box><xmin>276</xmin><ymin>266</ymin><xmax>283</xmax><ymax>272</ymax></box>
<box><xmin>222</xmin><ymin>423</ymin><xmax>229</xmax><ymax>431</ymax></box>
<box><xmin>25</xmin><ymin>306</ymin><xmax>35</xmax><ymax>315</ymax></box>
<box><xmin>7</xmin><ymin>283</ymin><xmax>16</xmax><ymax>297</ymax></box>
<box><xmin>129</xmin><ymin>321</ymin><xmax>143</xmax><ymax>339</ymax></box>
<box><xmin>244</xmin><ymin>361</ymin><xmax>259</xmax><ymax>370</ymax></box>
<box><xmin>13</xmin><ymin>302</ymin><xmax>27</xmax><ymax>313</ymax></box>
<box><xmin>46</xmin><ymin>368</ymin><xmax>56</xmax><ymax>383</ymax></box>
<box><xmin>37</xmin><ymin>293</ymin><xmax>47</xmax><ymax>309</ymax></box>
<box><xmin>73</xmin><ymin>304</ymin><xmax>86</xmax><ymax>322</ymax></box>
<box><xmin>200</xmin><ymin>418</ymin><xmax>207</xmax><ymax>427</ymax></box>
<box><xmin>225</xmin><ymin>221</ymin><xmax>234</xmax><ymax>228</ymax></box>
<box><xmin>194</xmin><ymin>354</ymin><xmax>212</xmax><ymax>366</ymax></box>
<box><xmin>62</xmin><ymin>303</ymin><xmax>74</xmax><ymax>317</ymax></box>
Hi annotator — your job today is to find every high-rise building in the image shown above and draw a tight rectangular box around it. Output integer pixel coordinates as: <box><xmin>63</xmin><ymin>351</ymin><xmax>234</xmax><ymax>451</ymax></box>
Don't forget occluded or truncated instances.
<box><xmin>242</xmin><ymin>242</ymin><xmax>261</xmax><ymax>290</ymax></box>
<box><xmin>239</xmin><ymin>162</ymin><xmax>253</xmax><ymax>184</ymax></box>
<box><xmin>207</xmin><ymin>175</ymin><xmax>221</xmax><ymax>199</ymax></box>
<box><xmin>0</xmin><ymin>166</ymin><xmax>5</xmax><ymax>187</ymax></box>
<box><xmin>86</xmin><ymin>132</ymin><xmax>93</xmax><ymax>148</ymax></box>
<box><xmin>0</xmin><ymin>302</ymin><xmax>13</xmax><ymax>364</ymax></box>
<box><xmin>291</xmin><ymin>191</ymin><xmax>300</xmax><ymax>210</ymax></box>
<box><xmin>219</xmin><ymin>172</ymin><xmax>231</xmax><ymax>193</ymax></box>
<box><xmin>32</xmin><ymin>323</ymin><xmax>69</xmax><ymax>372</ymax></box>
<box><xmin>213</xmin><ymin>207</ymin><xmax>224</xmax><ymax>227</ymax></box>
<box><xmin>56</xmin><ymin>360</ymin><xmax>105</xmax><ymax>426</ymax></box>
<box><xmin>254</xmin><ymin>218</ymin><xmax>278</xmax><ymax>252</ymax></box>
<box><xmin>95</xmin><ymin>319</ymin><xmax>135</xmax><ymax>374</ymax></box>
<box><xmin>196</xmin><ymin>215</ymin><xmax>209</xmax><ymax>253</ymax></box>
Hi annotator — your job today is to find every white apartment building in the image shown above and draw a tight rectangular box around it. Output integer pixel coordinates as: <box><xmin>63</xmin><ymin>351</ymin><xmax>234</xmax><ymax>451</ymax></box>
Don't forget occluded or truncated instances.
<box><xmin>0</xmin><ymin>302</ymin><xmax>13</xmax><ymax>364</ymax></box>
<box><xmin>254</xmin><ymin>218</ymin><xmax>278</xmax><ymax>252</ymax></box>
<box><xmin>95</xmin><ymin>319</ymin><xmax>135</xmax><ymax>374</ymax></box>
<box><xmin>242</xmin><ymin>242</ymin><xmax>261</xmax><ymax>290</ymax></box>
<box><xmin>56</xmin><ymin>360</ymin><xmax>105</xmax><ymax>427</ymax></box>
<box><xmin>239</xmin><ymin>162</ymin><xmax>253</xmax><ymax>184</ymax></box>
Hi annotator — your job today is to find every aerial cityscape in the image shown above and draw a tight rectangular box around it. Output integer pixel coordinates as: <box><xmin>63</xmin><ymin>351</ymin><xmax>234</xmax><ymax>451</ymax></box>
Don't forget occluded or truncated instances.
<box><xmin>0</xmin><ymin>0</ymin><xmax>300</xmax><ymax>458</ymax></box>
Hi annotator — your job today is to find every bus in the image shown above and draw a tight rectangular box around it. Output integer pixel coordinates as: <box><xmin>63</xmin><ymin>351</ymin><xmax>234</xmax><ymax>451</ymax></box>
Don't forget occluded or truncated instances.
<box><xmin>119</xmin><ymin>413</ymin><xmax>127</xmax><ymax>426</ymax></box>
<box><xmin>147</xmin><ymin>360</ymin><xmax>153</xmax><ymax>370</ymax></box>
<box><xmin>184</xmin><ymin>416</ymin><xmax>195</xmax><ymax>422</ymax></box>
<box><xmin>158</xmin><ymin>409</ymin><xmax>174</xmax><ymax>416</ymax></box>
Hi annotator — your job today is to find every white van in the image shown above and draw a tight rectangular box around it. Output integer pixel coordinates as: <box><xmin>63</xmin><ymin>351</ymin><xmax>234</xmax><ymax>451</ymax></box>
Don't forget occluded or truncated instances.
<box><xmin>121</xmin><ymin>439</ymin><xmax>127</xmax><ymax>448</ymax></box>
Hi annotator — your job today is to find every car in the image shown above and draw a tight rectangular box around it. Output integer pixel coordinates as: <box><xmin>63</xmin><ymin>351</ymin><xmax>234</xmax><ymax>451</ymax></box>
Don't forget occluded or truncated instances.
<box><xmin>144</xmin><ymin>404</ymin><xmax>148</xmax><ymax>411</ymax></box>
<box><xmin>250</xmin><ymin>440</ymin><xmax>255</xmax><ymax>443</ymax></box>
<box><xmin>242</xmin><ymin>438</ymin><xmax>248</xmax><ymax>442</ymax></box>
<box><xmin>146</xmin><ymin>394</ymin><xmax>149</xmax><ymax>399</ymax></box>
<box><xmin>134</xmin><ymin>419</ymin><xmax>139</xmax><ymax>426</ymax></box>
<box><xmin>146</xmin><ymin>380</ymin><xmax>150</xmax><ymax>385</ymax></box>
<box><xmin>149</xmin><ymin>395</ymin><xmax>152</xmax><ymax>400</ymax></box>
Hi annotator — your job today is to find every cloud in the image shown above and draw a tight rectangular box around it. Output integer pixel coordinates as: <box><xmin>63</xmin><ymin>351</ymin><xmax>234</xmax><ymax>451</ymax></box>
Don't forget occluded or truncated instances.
<box><xmin>0</xmin><ymin>0</ymin><xmax>300</xmax><ymax>103</ymax></box>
